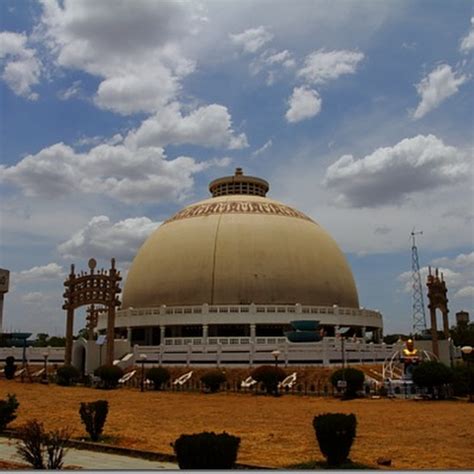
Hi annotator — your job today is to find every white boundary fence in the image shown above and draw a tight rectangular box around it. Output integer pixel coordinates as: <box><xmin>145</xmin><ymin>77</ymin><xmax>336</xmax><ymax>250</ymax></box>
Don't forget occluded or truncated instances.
<box><xmin>132</xmin><ymin>338</ymin><xmax>400</xmax><ymax>368</ymax></box>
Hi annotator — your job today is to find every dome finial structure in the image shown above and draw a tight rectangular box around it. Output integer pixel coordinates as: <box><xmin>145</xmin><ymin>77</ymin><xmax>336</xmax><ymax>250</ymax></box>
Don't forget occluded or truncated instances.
<box><xmin>209</xmin><ymin>168</ymin><xmax>269</xmax><ymax>197</ymax></box>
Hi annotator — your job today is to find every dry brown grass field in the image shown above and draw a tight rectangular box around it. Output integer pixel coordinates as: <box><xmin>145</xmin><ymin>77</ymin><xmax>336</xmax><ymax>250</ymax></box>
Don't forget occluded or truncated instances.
<box><xmin>0</xmin><ymin>379</ymin><xmax>473</xmax><ymax>469</ymax></box>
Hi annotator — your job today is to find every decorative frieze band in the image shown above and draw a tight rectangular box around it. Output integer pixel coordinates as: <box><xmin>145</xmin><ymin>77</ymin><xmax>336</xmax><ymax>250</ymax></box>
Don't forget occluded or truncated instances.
<box><xmin>164</xmin><ymin>200</ymin><xmax>314</xmax><ymax>224</ymax></box>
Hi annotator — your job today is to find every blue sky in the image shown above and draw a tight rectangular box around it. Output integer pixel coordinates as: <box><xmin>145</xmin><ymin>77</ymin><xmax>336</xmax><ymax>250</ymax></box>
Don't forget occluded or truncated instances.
<box><xmin>1</xmin><ymin>0</ymin><xmax>473</xmax><ymax>336</ymax></box>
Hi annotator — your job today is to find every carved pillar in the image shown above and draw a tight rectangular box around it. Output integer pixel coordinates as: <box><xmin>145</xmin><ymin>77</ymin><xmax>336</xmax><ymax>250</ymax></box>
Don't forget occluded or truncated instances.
<box><xmin>430</xmin><ymin>306</ymin><xmax>439</xmax><ymax>357</ymax></box>
<box><xmin>202</xmin><ymin>324</ymin><xmax>208</xmax><ymax>344</ymax></box>
<box><xmin>160</xmin><ymin>326</ymin><xmax>166</xmax><ymax>345</ymax></box>
<box><xmin>442</xmin><ymin>309</ymin><xmax>450</xmax><ymax>338</ymax></box>
<box><xmin>65</xmin><ymin>307</ymin><xmax>74</xmax><ymax>365</ymax></box>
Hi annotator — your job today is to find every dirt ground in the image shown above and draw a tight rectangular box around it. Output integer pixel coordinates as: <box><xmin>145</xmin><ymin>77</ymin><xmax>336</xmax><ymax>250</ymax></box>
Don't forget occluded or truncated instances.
<box><xmin>1</xmin><ymin>380</ymin><xmax>472</xmax><ymax>469</ymax></box>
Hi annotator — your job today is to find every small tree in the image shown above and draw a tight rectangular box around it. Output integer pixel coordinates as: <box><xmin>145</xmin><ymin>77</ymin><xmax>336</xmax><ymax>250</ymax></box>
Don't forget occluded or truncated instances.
<box><xmin>94</xmin><ymin>365</ymin><xmax>123</xmax><ymax>389</ymax></box>
<box><xmin>145</xmin><ymin>367</ymin><xmax>170</xmax><ymax>390</ymax></box>
<box><xmin>4</xmin><ymin>356</ymin><xmax>17</xmax><ymax>380</ymax></box>
<box><xmin>200</xmin><ymin>370</ymin><xmax>227</xmax><ymax>393</ymax></box>
<box><xmin>172</xmin><ymin>431</ymin><xmax>240</xmax><ymax>469</ymax></box>
<box><xmin>0</xmin><ymin>394</ymin><xmax>19</xmax><ymax>431</ymax></box>
<box><xmin>412</xmin><ymin>361</ymin><xmax>453</xmax><ymax>399</ymax></box>
<box><xmin>56</xmin><ymin>365</ymin><xmax>80</xmax><ymax>386</ymax></box>
<box><xmin>330</xmin><ymin>368</ymin><xmax>365</xmax><ymax>399</ymax></box>
<box><xmin>251</xmin><ymin>365</ymin><xmax>286</xmax><ymax>395</ymax></box>
<box><xmin>16</xmin><ymin>420</ymin><xmax>70</xmax><ymax>470</ymax></box>
<box><xmin>313</xmin><ymin>413</ymin><xmax>357</xmax><ymax>467</ymax></box>
<box><xmin>79</xmin><ymin>400</ymin><xmax>109</xmax><ymax>441</ymax></box>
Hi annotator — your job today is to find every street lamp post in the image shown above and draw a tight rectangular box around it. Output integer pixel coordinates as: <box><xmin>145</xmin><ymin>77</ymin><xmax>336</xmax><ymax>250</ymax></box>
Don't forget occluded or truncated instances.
<box><xmin>271</xmin><ymin>350</ymin><xmax>281</xmax><ymax>368</ymax></box>
<box><xmin>139</xmin><ymin>354</ymin><xmax>147</xmax><ymax>392</ymax></box>
<box><xmin>461</xmin><ymin>346</ymin><xmax>473</xmax><ymax>403</ymax></box>
<box><xmin>42</xmin><ymin>352</ymin><xmax>48</xmax><ymax>384</ymax></box>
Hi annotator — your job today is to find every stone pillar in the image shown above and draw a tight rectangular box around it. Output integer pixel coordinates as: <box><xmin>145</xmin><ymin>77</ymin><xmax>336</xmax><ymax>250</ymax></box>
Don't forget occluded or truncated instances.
<box><xmin>430</xmin><ymin>307</ymin><xmax>439</xmax><ymax>357</ymax></box>
<box><xmin>250</xmin><ymin>324</ymin><xmax>256</xmax><ymax>342</ymax></box>
<box><xmin>442</xmin><ymin>310</ymin><xmax>450</xmax><ymax>338</ymax></box>
<box><xmin>65</xmin><ymin>307</ymin><xmax>74</xmax><ymax>366</ymax></box>
<box><xmin>202</xmin><ymin>324</ymin><xmax>208</xmax><ymax>344</ymax></box>
<box><xmin>126</xmin><ymin>327</ymin><xmax>132</xmax><ymax>344</ymax></box>
<box><xmin>106</xmin><ymin>305</ymin><xmax>115</xmax><ymax>365</ymax></box>
<box><xmin>160</xmin><ymin>326</ymin><xmax>166</xmax><ymax>345</ymax></box>
<box><xmin>361</xmin><ymin>326</ymin><xmax>366</xmax><ymax>341</ymax></box>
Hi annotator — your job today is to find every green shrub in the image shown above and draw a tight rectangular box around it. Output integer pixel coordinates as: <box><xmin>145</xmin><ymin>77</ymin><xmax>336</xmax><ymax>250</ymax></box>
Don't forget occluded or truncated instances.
<box><xmin>56</xmin><ymin>365</ymin><xmax>80</xmax><ymax>386</ymax></box>
<box><xmin>172</xmin><ymin>431</ymin><xmax>240</xmax><ymax>469</ymax></box>
<box><xmin>313</xmin><ymin>413</ymin><xmax>357</xmax><ymax>467</ymax></box>
<box><xmin>330</xmin><ymin>368</ymin><xmax>365</xmax><ymax>398</ymax></box>
<box><xmin>4</xmin><ymin>356</ymin><xmax>17</xmax><ymax>380</ymax></box>
<box><xmin>16</xmin><ymin>419</ymin><xmax>70</xmax><ymax>470</ymax></box>
<box><xmin>145</xmin><ymin>367</ymin><xmax>170</xmax><ymax>390</ymax></box>
<box><xmin>79</xmin><ymin>400</ymin><xmax>109</xmax><ymax>441</ymax></box>
<box><xmin>412</xmin><ymin>361</ymin><xmax>453</xmax><ymax>398</ymax></box>
<box><xmin>451</xmin><ymin>364</ymin><xmax>474</xmax><ymax>397</ymax></box>
<box><xmin>200</xmin><ymin>370</ymin><xmax>227</xmax><ymax>393</ymax></box>
<box><xmin>94</xmin><ymin>365</ymin><xmax>123</xmax><ymax>389</ymax></box>
<box><xmin>251</xmin><ymin>365</ymin><xmax>286</xmax><ymax>395</ymax></box>
<box><xmin>0</xmin><ymin>394</ymin><xmax>19</xmax><ymax>431</ymax></box>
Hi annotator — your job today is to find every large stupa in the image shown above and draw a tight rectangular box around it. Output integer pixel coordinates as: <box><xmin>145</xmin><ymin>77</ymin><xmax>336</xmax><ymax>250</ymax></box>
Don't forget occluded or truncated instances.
<box><xmin>97</xmin><ymin>168</ymin><xmax>383</xmax><ymax>350</ymax></box>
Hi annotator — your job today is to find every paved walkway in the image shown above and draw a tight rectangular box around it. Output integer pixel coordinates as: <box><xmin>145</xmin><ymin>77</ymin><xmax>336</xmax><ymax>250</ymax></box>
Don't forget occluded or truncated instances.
<box><xmin>0</xmin><ymin>437</ymin><xmax>177</xmax><ymax>470</ymax></box>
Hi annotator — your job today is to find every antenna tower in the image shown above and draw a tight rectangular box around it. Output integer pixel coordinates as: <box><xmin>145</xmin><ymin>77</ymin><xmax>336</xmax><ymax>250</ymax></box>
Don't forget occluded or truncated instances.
<box><xmin>411</xmin><ymin>230</ymin><xmax>427</xmax><ymax>334</ymax></box>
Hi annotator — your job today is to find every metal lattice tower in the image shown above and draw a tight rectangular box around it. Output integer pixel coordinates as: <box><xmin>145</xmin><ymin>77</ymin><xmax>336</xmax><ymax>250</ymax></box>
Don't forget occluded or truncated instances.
<box><xmin>411</xmin><ymin>230</ymin><xmax>427</xmax><ymax>334</ymax></box>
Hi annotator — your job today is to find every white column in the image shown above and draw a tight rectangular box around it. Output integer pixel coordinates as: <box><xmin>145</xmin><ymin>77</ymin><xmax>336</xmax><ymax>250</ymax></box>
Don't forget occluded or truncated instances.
<box><xmin>202</xmin><ymin>324</ymin><xmax>208</xmax><ymax>343</ymax></box>
<box><xmin>361</xmin><ymin>326</ymin><xmax>366</xmax><ymax>340</ymax></box>
<box><xmin>160</xmin><ymin>326</ymin><xmax>166</xmax><ymax>344</ymax></box>
<box><xmin>250</xmin><ymin>324</ymin><xmax>256</xmax><ymax>343</ymax></box>
<box><xmin>126</xmin><ymin>327</ymin><xmax>132</xmax><ymax>344</ymax></box>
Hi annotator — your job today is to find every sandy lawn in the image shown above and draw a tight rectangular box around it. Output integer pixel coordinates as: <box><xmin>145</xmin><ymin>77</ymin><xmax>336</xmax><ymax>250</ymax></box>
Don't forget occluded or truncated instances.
<box><xmin>0</xmin><ymin>380</ymin><xmax>473</xmax><ymax>469</ymax></box>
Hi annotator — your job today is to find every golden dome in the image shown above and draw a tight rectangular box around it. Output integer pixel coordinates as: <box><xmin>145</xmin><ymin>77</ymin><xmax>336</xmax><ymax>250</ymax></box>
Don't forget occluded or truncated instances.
<box><xmin>122</xmin><ymin>170</ymin><xmax>359</xmax><ymax>309</ymax></box>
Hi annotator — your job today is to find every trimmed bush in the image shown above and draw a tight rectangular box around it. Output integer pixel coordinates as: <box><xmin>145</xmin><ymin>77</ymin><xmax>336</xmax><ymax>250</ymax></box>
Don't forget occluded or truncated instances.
<box><xmin>412</xmin><ymin>361</ymin><xmax>453</xmax><ymax>398</ymax></box>
<box><xmin>172</xmin><ymin>431</ymin><xmax>240</xmax><ymax>469</ymax></box>
<box><xmin>313</xmin><ymin>413</ymin><xmax>357</xmax><ymax>466</ymax></box>
<box><xmin>0</xmin><ymin>394</ymin><xmax>19</xmax><ymax>431</ymax></box>
<box><xmin>16</xmin><ymin>419</ymin><xmax>70</xmax><ymax>470</ymax></box>
<box><xmin>200</xmin><ymin>370</ymin><xmax>227</xmax><ymax>393</ymax></box>
<box><xmin>330</xmin><ymin>368</ymin><xmax>365</xmax><ymax>399</ymax></box>
<box><xmin>251</xmin><ymin>365</ymin><xmax>286</xmax><ymax>395</ymax></box>
<box><xmin>4</xmin><ymin>356</ymin><xmax>17</xmax><ymax>380</ymax></box>
<box><xmin>452</xmin><ymin>364</ymin><xmax>474</xmax><ymax>397</ymax></box>
<box><xmin>79</xmin><ymin>400</ymin><xmax>109</xmax><ymax>441</ymax></box>
<box><xmin>56</xmin><ymin>365</ymin><xmax>80</xmax><ymax>386</ymax></box>
<box><xmin>94</xmin><ymin>365</ymin><xmax>123</xmax><ymax>389</ymax></box>
<box><xmin>145</xmin><ymin>367</ymin><xmax>170</xmax><ymax>390</ymax></box>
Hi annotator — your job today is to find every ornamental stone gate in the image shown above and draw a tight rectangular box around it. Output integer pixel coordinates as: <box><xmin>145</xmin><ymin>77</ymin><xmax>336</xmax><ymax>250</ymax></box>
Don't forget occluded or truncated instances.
<box><xmin>426</xmin><ymin>267</ymin><xmax>449</xmax><ymax>358</ymax></box>
<box><xmin>63</xmin><ymin>258</ymin><xmax>121</xmax><ymax>366</ymax></box>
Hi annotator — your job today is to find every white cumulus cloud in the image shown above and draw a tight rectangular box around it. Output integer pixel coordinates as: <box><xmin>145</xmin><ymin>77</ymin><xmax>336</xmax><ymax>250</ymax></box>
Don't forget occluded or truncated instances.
<box><xmin>39</xmin><ymin>0</ymin><xmax>202</xmax><ymax>115</ymax></box>
<box><xmin>324</xmin><ymin>135</ymin><xmax>470</xmax><ymax>207</ymax></box>
<box><xmin>58</xmin><ymin>216</ymin><xmax>160</xmax><ymax>262</ymax></box>
<box><xmin>229</xmin><ymin>26</ymin><xmax>273</xmax><ymax>54</ymax></box>
<box><xmin>285</xmin><ymin>86</ymin><xmax>321</xmax><ymax>123</ymax></box>
<box><xmin>413</xmin><ymin>64</ymin><xmax>468</xmax><ymax>119</ymax></box>
<box><xmin>13</xmin><ymin>263</ymin><xmax>65</xmax><ymax>285</ymax></box>
<box><xmin>125</xmin><ymin>102</ymin><xmax>248</xmax><ymax>150</ymax></box>
<box><xmin>297</xmin><ymin>49</ymin><xmax>364</xmax><ymax>84</ymax></box>
<box><xmin>460</xmin><ymin>17</ymin><xmax>474</xmax><ymax>53</ymax></box>
<box><xmin>0</xmin><ymin>141</ymin><xmax>211</xmax><ymax>204</ymax></box>
<box><xmin>0</xmin><ymin>31</ymin><xmax>41</xmax><ymax>99</ymax></box>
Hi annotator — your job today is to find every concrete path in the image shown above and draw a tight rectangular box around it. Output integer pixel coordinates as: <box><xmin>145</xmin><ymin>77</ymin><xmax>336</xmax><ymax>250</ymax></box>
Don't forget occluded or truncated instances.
<box><xmin>0</xmin><ymin>437</ymin><xmax>178</xmax><ymax>470</ymax></box>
